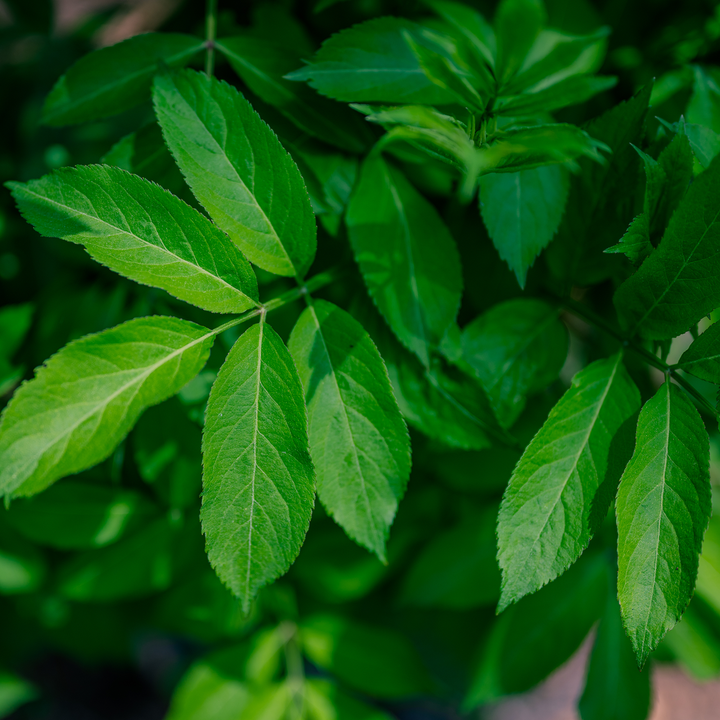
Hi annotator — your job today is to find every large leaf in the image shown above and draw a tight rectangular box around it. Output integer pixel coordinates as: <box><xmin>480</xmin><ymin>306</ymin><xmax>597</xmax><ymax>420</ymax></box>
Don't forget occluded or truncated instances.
<box><xmin>42</xmin><ymin>33</ymin><xmax>204</xmax><ymax>126</ymax></box>
<box><xmin>479</xmin><ymin>165</ymin><xmax>570</xmax><ymax>287</ymax></box>
<box><xmin>497</xmin><ymin>354</ymin><xmax>640</xmax><ymax>611</ymax></box>
<box><xmin>286</xmin><ymin>18</ymin><xmax>459</xmax><ymax>105</ymax></box>
<box><xmin>462</xmin><ymin>299</ymin><xmax>568</xmax><ymax>427</ymax></box>
<box><xmin>677</xmin><ymin>321</ymin><xmax>720</xmax><ymax>382</ymax></box>
<box><xmin>153</xmin><ymin>70</ymin><xmax>316</xmax><ymax>279</ymax></box>
<box><xmin>216</xmin><ymin>37</ymin><xmax>373</xmax><ymax>154</ymax></box>
<box><xmin>346</xmin><ymin>154</ymin><xmax>462</xmax><ymax>366</ymax></box>
<box><xmin>201</xmin><ymin>321</ymin><xmax>315</xmax><ymax>611</ymax></box>
<box><xmin>288</xmin><ymin>300</ymin><xmax>410</xmax><ymax>561</ymax></box>
<box><xmin>0</xmin><ymin>317</ymin><xmax>214</xmax><ymax>498</ymax></box>
<box><xmin>617</xmin><ymin>381</ymin><xmax>711</xmax><ymax>666</ymax></box>
<box><xmin>7</xmin><ymin>165</ymin><xmax>259</xmax><ymax>314</ymax></box>
<box><xmin>614</xmin><ymin>155</ymin><xmax>720</xmax><ymax>339</ymax></box>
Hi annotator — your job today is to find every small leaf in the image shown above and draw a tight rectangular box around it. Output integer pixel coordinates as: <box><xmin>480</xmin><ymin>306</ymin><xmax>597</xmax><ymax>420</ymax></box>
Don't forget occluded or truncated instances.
<box><xmin>346</xmin><ymin>154</ymin><xmax>462</xmax><ymax>367</ymax></box>
<box><xmin>605</xmin><ymin>214</ymin><xmax>653</xmax><ymax>266</ymax></box>
<box><xmin>614</xmin><ymin>154</ymin><xmax>720</xmax><ymax>339</ymax></box>
<box><xmin>655</xmin><ymin>131</ymin><xmax>694</xmax><ymax>233</ymax></box>
<box><xmin>497</xmin><ymin>354</ymin><xmax>641</xmax><ymax>611</ymax></box>
<box><xmin>201</xmin><ymin>320</ymin><xmax>315</xmax><ymax>611</ymax></box>
<box><xmin>617</xmin><ymin>381</ymin><xmax>711</xmax><ymax>666</ymax></box>
<box><xmin>493</xmin><ymin>0</ymin><xmax>545</xmax><ymax>85</ymax></box>
<box><xmin>462</xmin><ymin>299</ymin><xmax>568</xmax><ymax>427</ymax></box>
<box><xmin>42</xmin><ymin>33</ymin><xmax>204</xmax><ymax>126</ymax></box>
<box><xmin>8</xmin><ymin>166</ymin><xmax>259</xmax><ymax>314</ymax></box>
<box><xmin>677</xmin><ymin>321</ymin><xmax>720</xmax><ymax>382</ymax></box>
<box><xmin>153</xmin><ymin>69</ymin><xmax>316</xmax><ymax>279</ymax></box>
<box><xmin>632</xmin><ymin>144</ymin><xmax>667</xmax><ymax>220</ymax></box>
<box><xmin>479</xmin><ymin>165</ymin><xmax>570</xmax><ymax>287</ymax></box>
<box><xmin>0</xmin><ymin>316</ymin><xmax>215</xmax><ymax>498</ymax></box>
<box><xmin>288</xmin><ymin>300</ymin><xmax>410</xmax><ymax>561</ymax></box>
<box><xmin>286</xmin><ymin>18</ymin><xmax>459</xmax><ymax>105</ymax></box>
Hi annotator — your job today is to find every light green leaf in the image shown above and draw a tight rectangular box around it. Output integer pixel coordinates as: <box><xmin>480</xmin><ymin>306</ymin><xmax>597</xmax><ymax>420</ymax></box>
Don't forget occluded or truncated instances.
<box><xmin>8</xmin><ymin>166</ymin><xmax>259</xmax><ymax>314</ymax></box>
<box><xmin>288</xmin><ymin>300</ymin><xmax>410</xmax><ymax>561</ymax></box>
<box><xmin>153</xmin><ymin>69</ymin><xmax>316</xmax><ymax>279</ymax></box>
<box><xmin>0</xmin><ymin>673</ymin><xmax>37</xmax><ymax>718</ymax></box>
<box><xmin>497</xmin><ymin>354</ymin><xmax>641</xmax><ymax>611</ymax></box>
<box><xmin>299</xmin><ymin>614</ymin><xmax>430</xmax><ymax>699</ymax></box>
<box><xmin>495</xmin><ymin>75</ymin><xmax>616</xmax><ymax>117</ymax></box>
<box><xmin>462</xmin><ymin>299</ymin><xmax>568</xmax><ymax>427</ymax></box>
<box><xmin>578</xmin><ymin>579</ymin><xmax>651</xmax><ymax>720</ymax></box>
<box><xmin>286</xmin><ymin>18</ymin><xmax>459</xmax><ymax>105</ymax></box>
<box><xmin>42</xmin><ymin>33</ymin><xmax>204</xmax><ymax>126</ymax></box>
<box><xmin>614</xmin><ymin>155</ymin><xmax>720</xmax><ymax>339</ymax></box>
<box><xmin>617</xmin><ymin>381</ymin><xmax>711</xmax><ymax>666</ymax></box>
<box><xmin>677</xmin><ymin>322</ymin><xmax>720</xmax><ymax>382</ymax></box>
<box><xmin>215</xmin><ymin>37</ymin><xmax>373</xmax><ymax>154</ymax></box>
<box><xmin>604</xmin><ymin>214</ymin><xmax>653</xmax><ymax>266</ymax></box>
<box><xmin>346</xmin><ymin>154</ymin><xmax>462</xmax><ymax>366</ymax></box>
<box><xmin>479</xmin><ymin>165</ymin><xmax>570</xmax><ymax>287</ymax></box>
<box><xmin>493</xmin><ymin>0</ymin><xmax>545</xmax><ymax>85</ymax></box>
<box><xmin>5</xmin><ymin>481</ymin><xmax>156</xmax><ymax>549</ymax></box>
<box><xmin>201</xmin><ymin>320</ymin><xmax>315</xmax><ymax>611</ymax></box>
<box><xmin>400</xmin><ymin>504</ymin><xmax>500</xmax><ymax>608</ymax></box>
<box><xmin>0</xmin><ymin>316</ymin><xmax>215</xmax><ymax>498</ymax></box>
<box><xmin>304</xmin><ymin>679</ymin><xmax>396</xmax><ymax>720</ymax></box>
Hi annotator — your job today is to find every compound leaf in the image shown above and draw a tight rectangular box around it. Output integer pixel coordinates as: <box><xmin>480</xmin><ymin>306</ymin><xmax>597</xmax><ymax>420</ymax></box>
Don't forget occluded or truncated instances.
<box><xmin>42</xmin><ymin>33</ymin><xmax>204</xmax><ymax>126</ymax></box>
<box><xmin>0</xmin><ymin>316</ymin><xmax>215</xmax><ymax>498</ymax></box>
<box><xmin>617</xmin><ymin>381</ymin><xmax>711</xmax><ymax>666</ymax></box>
<box><xmin>201</xmin><ymin>321</ymin><xmax>315</xmax><ymax>611</ymax></box>
<box><xmin>288</xmin><ymin>300</ymin><xmax>410</xmax><ymax>561</ymax></box>
<box><xmin>497</xmin><ymin>354</ymin><xmax>640</xmax><ymax>611</ymax></box>
<box><xmin>614</xmin><ymin>155</ymin><xmax>720</xmax><ymax>339</ymax></box>
<box><xmin>479</xmin><ymin>165</ymin><xmax>570</xmax><ymax>287</ymax></box>
<box><xmin>346</xmin><ymin>154</ymin><xmax>462</xmax><ymax>367</ymax></box>
<box><xmin>153</xmin><ymin>69</ymin><xmax>316</xmax><ymax>278</ymax></box>
<box><xmin>462</xmin><ymin>299</ymin><xmax>568</xmax><ymax>428</ymax></box>
<box><xmin>7</xmin><ymin>165</ymin><xmax>258</xmax><ymax>314</ymax></box>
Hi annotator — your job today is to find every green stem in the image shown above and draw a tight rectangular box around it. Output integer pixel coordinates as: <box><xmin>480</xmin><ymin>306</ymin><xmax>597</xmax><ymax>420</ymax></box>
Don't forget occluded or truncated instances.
<box><xmin>205</xmin><ymin>0</ymin><xmax>218</xmax><ymax>77</ymax></box>
<box><xmin>560</xmin><ymin>296</ymin><xmax>719</xmax><ymax>419</ymax></box>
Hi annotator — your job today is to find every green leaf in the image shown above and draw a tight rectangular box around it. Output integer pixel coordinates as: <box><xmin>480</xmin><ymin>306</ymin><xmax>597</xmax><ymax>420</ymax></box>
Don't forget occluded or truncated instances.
<box><xmin>578</xmin><ymin>579</ymin><xmax>651</xmax><ymax>720</ymax></box>
<box><xmin>299</xmin><ymin>614</ymin><xmax>430</xmax><ymax>699</ymax></box>
<box><xmin>0</xmin><ymin>316</ymin><xmax>215</xmax><ymax>498</ymax></box>
<box><xmin>617</xmin><ymin>381</ymin><xmax>711</xmax><ymax>666</ymax></box>
<box><xmin>466</xmin><ymin>551</ymin><xmax>607</xmax><ymax>705</ymax></box>
<box><xmin>660</xmin><ymin>604</ymin><xmax>720</xmax><ymax>681</ymax></box>
<box><xmin>684</xmin><ymin>122</ymin><xmax>720</xmax><ymax>168</ymax></box>
<box><xmin>41</xmin><ymin>33</ymin><xmax>204</xmax><ymax>126</ymax></box>
<box><xmin>304</xmin><ymin>679</ymin><xmax>396</xmax><ymax>720</ymax></box>
<box><xmin>0</xmin><ymin>673</ymin><xmax>37</xmax><ymax>718</ymax></box>
<box><xmin>462</xmin><ymin>299</ymin><xmax>568</xmax><ymax>427</ymax></box>
<box><xmin>614</xmin><ymin>155</ymin><xmax>720</xmax><ymax>339</ymax></box>
<box><xmin>7</xmin><ymin>166</ymin><xmax>259</xmax><ymax>314</ymax></box>
<box><xmin>633</xmin><ymin>144</ymin><xmax>667</xmax><ymax>220</ymax></box>
<box><xmin>605</xmin><ymin>214</ymin><xmax>653</xmax><ymax>266</ymax></box>
<box><xmin>285</xmin><ymin>18</ymin><xmax>459</xmax><ymax>105</ymax></box>
<box><xmin>0</xmin><ymin>524</ymin><xmax>46</xmax><ymax>595</ymax></box>
<box><xmin>493</xmin><ymin>0</ymin><xmax>545</xmax><ymax>85</ymax></box>
<box><xmin>346</xmin><ymin>154</ymin><xmax>462</xmax><ymax>366</ymax></box>
<box><xmin>677</xmin><ymin>322</ymin><xmax>720</xmax><ymax>382</ymax></box>
<box><xmin>479</xmin><ymin>165</ymin><xmax>570</xmax><ymax>287</ymax></box>
<box><xmin>497</xmin><ymin>354</ymin><xmax>640</xmax><ymax>611</ymax></box>
<box><xmin>654</xmin><ymin>131</ymin><xmax>694</xmax><ymax>234</ymax></box>
<box><xmin>5</xmin><ymin>481</ymin><xmax>156</xmax><ymax>549</ymax></box>
<box><xmin>288</xmin><ymin>300</ymin><xmax>410</xmax><ymax>561</ymax></box>
<box><xmin>687</xmin><ymin>65</ymin><xmax>720</xmax><ymax>133</ymax></box>
<box><xmin>153</xmin><ymin>69</ymin><xmax>316</xmax><ymax>279</ymax></box>
<box><xmin>201</xmin><ymin>320</ymin><xmax>315</xmax><ymax>611</ymax></box>
<box><xmin>400</xmin><ymin>504</ymin><xmax>500</xmax><ymax>608</ymax></box>
<box><xmin>495</xmin><ymin>75</ymin><xmax>617</xmax><ymax>117</ymax></box>
<box><xmin>215</xmin><ymin>37</ymin><xmax>373</xmax><ymax>154</ymax></box>
<box><xmin>0</xmin><ymin>303</ymin><xmax>33</xmax><ymax>395</ymax></box>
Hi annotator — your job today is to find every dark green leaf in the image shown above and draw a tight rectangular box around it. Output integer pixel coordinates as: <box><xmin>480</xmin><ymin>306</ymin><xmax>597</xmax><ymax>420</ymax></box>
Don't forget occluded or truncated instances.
<box><xmin>201</xmin><ymin>321</ymin><xmax>315</xmax><ymax>611</ymax></box>
<box><xmin>42</xmin><ymin>33</ymin><xmax>204</xmax><ymax>126</ymax></box>
<box><xmin>8</xmin><ymin>166</ymin><xmax>259</xmax><ymax>314</ymax></box>
<box><xmin>0</xmin><ymin>524</ymin><xmax>46</xmax><ymax>595</ymax></box>
<box><xmin>288</xmin><ymin>300</ymin><xmax>410</xmax><ymax>560</ymax></box>
<box><xmin>685</xmin><ymin>123</ymin><xmax>720</xmax><ymax>168</ymax></box>
<box><xmin>153</xmin><ymin>70</ymin><xmax>316</xmax><ymax>279</ymax></box>
<box><xmin>654</xmin><ymin>131</ymin><xmax>694</xmax><ymax>234</ymax></box>
<box><xmin>493</xmin><ymin>0</ymin><xmax>545</xmax><ymax>85</ymax></box>
<box><xmin>633</xmin><ymin>145</ymin><xmax>667</xmax><ymax>220</ymax></box>
<box><xmin>617</xmin><ymin>381</ymin><xmax>711</xmax><ymax>666</ymax></box>
<box><xmin>677</xmin><ymin>321</ymin><xmax>720</xmax><ymax>382</ymax></box>
<box><xmin>687</xmin><ymin>65</ymin><xmax>720</xmax><ymax>133</ymax></box>
<box><xmin>605</xmin><ymin>214</ymin><xmax>653</xmax><ymax>266</ymax></box>
<box><xmin>497</xmin><ymin>354</ymin><xmax>640</xmax><ymax>611</ymax></box>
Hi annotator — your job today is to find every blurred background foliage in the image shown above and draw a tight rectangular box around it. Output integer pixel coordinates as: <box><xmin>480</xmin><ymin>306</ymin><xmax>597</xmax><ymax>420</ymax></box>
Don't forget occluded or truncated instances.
<box><xmin>4</xmin><ymin>0</ymin><xmax>720</xmax><ymax>719</ymax></box>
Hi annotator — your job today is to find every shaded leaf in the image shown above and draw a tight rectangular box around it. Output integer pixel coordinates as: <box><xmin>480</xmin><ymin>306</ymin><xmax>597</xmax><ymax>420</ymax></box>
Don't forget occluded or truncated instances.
<box><xmin>677</xmin><ymin>321</ymin><xmax>720</xmax><ymax>383</ymax></box>
<box><xmin>605</xmin><ymin>214</ymin><xmax>653</xmax><ymax>266</ymax></box>
<box><xmin>494</xmin><ymin>0</ymin><xmax>545</xmax><ymax>85</ymax></box>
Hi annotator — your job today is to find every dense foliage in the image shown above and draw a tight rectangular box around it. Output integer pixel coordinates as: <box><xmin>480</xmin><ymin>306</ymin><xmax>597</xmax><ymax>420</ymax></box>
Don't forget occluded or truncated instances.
<box><xmin>3</xmin><ymin>0</ymin><xmax>720</xmax><ymax>718</ymax></box>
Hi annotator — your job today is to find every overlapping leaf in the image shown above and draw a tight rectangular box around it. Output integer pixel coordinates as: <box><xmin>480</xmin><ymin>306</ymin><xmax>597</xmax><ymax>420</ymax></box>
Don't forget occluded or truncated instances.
<box><xmin>677</xmin><ymin>322</ymin><xmax>720</xmax><ymax>382</ymax></box>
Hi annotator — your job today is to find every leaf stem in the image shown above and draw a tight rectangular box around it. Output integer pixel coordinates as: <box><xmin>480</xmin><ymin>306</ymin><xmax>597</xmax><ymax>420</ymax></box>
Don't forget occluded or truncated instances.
<box><xmin>560</xmin><ymin>296</ymin><xmax>719</xmax><ymax>419</ymax></box>
<box><xmin>205</xmin><ymin>0</ymin><xmax>218</xmax><ymax>77</ymax></box>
